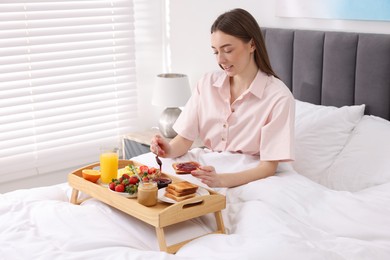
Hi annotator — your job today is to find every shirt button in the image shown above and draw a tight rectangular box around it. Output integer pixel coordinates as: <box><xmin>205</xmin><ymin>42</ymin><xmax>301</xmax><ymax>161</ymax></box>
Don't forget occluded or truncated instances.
<box><xmin>223</xmin><ymin>124</ymin><xmax>227</xmax><ymax>128</ymax></box>
<box><xmin>231</xmin><ymin>108</ymin><xmax>235</xmax><ymax>113</ymax></box>
<box><xmin>221</xmin><ymin>137</ymin><xmax>225</xmax><ymax>141</ymax></box>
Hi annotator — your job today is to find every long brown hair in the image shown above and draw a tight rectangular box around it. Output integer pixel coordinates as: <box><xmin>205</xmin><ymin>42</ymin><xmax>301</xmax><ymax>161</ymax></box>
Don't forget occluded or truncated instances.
<box><xmin>211</xmin><ymin>8</ymin><xmax>278</xmax><ymax>78</ymax></box>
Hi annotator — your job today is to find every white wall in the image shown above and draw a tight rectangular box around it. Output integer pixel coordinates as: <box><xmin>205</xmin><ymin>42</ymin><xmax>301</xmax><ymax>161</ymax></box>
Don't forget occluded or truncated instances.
<box><xmin>166</xmin><ymin>0</ymin><xmax>390</xmax><ymax>92</ymax></box>
<box><xmin>134</xmin><ymin>0</ymin><xmax>165</xmax><ymax>130</ymax></box>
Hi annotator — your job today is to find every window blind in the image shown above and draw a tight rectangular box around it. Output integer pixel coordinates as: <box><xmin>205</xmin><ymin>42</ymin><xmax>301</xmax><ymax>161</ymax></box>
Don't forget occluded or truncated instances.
<box><xmin>0</xmin><ymin>0</ymin><xmax>137</xmax><ymax>183</ymax></box>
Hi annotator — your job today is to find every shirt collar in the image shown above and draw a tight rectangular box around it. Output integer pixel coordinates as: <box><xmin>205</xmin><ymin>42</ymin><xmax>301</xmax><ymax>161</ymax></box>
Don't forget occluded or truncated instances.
<box><xmin>213</xmin><ymin>72</ymin><xmax>229</xmax><ymax>88</ymax></box>
<box><xmin>213</xmin><ymin>70</ymin><xmax>269</xmax><ymax>99</ymax></box>
<box><xmin>248</xmin><ymin>71</ymin><xmax>269</xmax><ymax>99</ymax></box>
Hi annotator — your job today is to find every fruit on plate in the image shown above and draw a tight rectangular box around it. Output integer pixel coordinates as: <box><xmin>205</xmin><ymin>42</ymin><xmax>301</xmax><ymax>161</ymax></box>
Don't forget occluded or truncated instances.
<box><xmin>117</xmin><ymin>164</ymin><xmax>160</xmax><ymax>180</ymax></box>
<box><xmin>110</xmin><ymin>164</ymin><xmax>162</xmax><ymax>195</ymax></box>
<box><xmin>109</xmin><ymin>173</ymin><xmax>139</xmax><ymax>195</ymax></box>
<box><xmin>117</xmin><ymin>166</ymin><xmax>133</xmax><ymax>178</ymax></box>
<box><xmin>82</xmin><ymin>169</ymin><xmax>101</xmax><ymax>183</ymax></box>
<box><xmin>137</xmin><ymin>165</ymin><xmax>160</xmax><ymax>181</ymax></box>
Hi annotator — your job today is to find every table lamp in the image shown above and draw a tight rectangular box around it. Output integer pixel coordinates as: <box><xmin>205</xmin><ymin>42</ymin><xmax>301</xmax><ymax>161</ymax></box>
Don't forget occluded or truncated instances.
<box><xmin>152</xmin><ymin>73</ymin><xmax>191</xmax><ymax>138</ymax></box>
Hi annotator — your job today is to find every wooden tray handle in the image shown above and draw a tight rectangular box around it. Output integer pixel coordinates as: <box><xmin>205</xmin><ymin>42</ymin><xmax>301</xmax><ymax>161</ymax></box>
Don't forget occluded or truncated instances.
<box><xmin>181</xmin><ymin>199</ymin><xmax>204</xmax><ymax>209</ymax></box>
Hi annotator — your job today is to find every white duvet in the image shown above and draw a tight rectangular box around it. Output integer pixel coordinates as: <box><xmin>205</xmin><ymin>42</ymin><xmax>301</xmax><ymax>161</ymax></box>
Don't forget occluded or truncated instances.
<box><xmin>1</xmin><ymin>149</ymin><xmax>390</xmax><ymax>260</ymax></box>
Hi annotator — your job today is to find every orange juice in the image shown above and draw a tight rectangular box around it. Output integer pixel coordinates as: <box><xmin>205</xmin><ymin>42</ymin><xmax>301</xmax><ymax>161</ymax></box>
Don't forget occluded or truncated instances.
<box><xmin>100</xmin><ymin>151</ymin><xmax>119</xmax><ymax>184</ymax></box>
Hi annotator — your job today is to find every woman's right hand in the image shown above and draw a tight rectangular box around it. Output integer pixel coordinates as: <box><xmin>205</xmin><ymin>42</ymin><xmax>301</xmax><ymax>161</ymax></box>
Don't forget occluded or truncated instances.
<box><xmin>150</xmin><ymin>134</ymin><xmax>170</xmax><ymax>157</ymax></box>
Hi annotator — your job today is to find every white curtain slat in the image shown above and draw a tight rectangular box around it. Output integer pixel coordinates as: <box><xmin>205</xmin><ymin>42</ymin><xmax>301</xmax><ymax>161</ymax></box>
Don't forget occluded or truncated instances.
<box><xmin>0</xmin><ymin>0</ymin><xmax>131</xmax><ymax>9</ymax></box>
<box><xmin>1</xmin><ymin>68</ymin><xmax>136</xmax><ymax>91</ymax></box>
<box><xmin>0</xmin><ymin>0</ymin><xmax>137</xmax><ymax>182</ymax></box>
<box><xmin>0</xmin><ymin>134</ymin><xmax>36</xmax><ymax>150</ymax></box>
<box><xmin>3</xmin><ymin>32</ymin><xmax>134</xmax><ymax>47</ymax></box>
<box><xmin>32</xmin><ymin>59</ymin><xmax>134</xmax><ymax>74</ymax></box>
<box><xmin>0</xmin><ymin>16</ymin><xmax>133</xmax><ymax>29</ymax></box>
<box><xmin>0</xmin><ymin>81</ymin><xmax>136</xmax><ymax>102</ymax></box>
<box><xmin>1</xmin><ymin>47</ymin><xmax>135</xmax><ymax>68</ymax></box>
<box><xmin>0</xmin><ymin>117</ymin><xmax>136</xmax><ymax>158</ymax></box>
<box><xmin>0</xmin><ymin>17</ymin><xmax>133</xmax><ymax>33</ymax></box>
<box><xmin>0</xmin><ymin>39</ymin><xmax>134</xmax><ymax>59</ymax></box>
<box><xmin>1</xmin><ymin>42</ymin><xmax>133</xmax><ymax>65</ymax></box>
<box><xmin>0</xmin><ymin>91</ymin><xmax>137</xmax><ymax>125</ymax></box>
<box><xmin>1</xmin><ymin>101</ymin><xmax>137</xmax><ymax>135</ymax></box>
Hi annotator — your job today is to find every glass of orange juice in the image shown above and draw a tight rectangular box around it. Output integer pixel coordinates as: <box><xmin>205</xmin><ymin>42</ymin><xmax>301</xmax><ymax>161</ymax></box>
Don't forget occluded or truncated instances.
<box><xmin>99</xmin><ymin>147</ymin><xmax>119</xmax><ymax>184</ymax></box>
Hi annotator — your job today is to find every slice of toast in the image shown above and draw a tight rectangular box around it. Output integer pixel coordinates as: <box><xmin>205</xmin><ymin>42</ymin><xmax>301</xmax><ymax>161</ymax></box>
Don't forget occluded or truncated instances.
<box><xmin>164</xmin><ymin>192</ymin><xmax>196</xmax><ymax>202</ymax></box>
<box><xmin>166</xmin><ymin>186</ymin><xmax>196</xmax><ymax>196</ymax></box>
<box><xmin>167</xmin><ymin>181</ymin><xmax>198</xmax><ymax>193</ymax></box>
<box><xmin>172</xmin><ymin>161</ymin><xmax>200</xmax><ymax>174</ymax></box>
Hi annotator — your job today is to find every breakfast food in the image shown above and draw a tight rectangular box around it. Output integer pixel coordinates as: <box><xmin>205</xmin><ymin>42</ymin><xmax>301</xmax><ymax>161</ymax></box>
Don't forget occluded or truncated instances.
<box><xmin>164</xmin><ymin>181</ymin><xmax>198</xmax><ymax>201</ymax></box>
<box><xmin>118</xmin><ymin>164</ymin><xmax>160</xmax><ymax>181</ymax></box>
<box><xmin>82</xmin><ymin>169</ymin><xmax>101</xmax><ymax>183</ymax></box>
<box><xmin>137</xmin><ymin>181</ymin><xmax>158</xmax><ymax>206</ymax></box>
<box><xmin>172</xmin><ymin>161</ymin><xmax>200</xmax><ymax>174</ymax></box>
<box><xmin>108</xmin><ymin>163</ymin><xmax>165</xmax><ymax>196</ymax></box>
<box><xmin>155</xmin><ymin>178</ymin><xmax>172</xmax><ymax>189</ymax></box>
<box><xmin>109</xmin><ymin>173</ymin><xmax>139</xmax><ymax>194</ymax></box>
<box><xmin>165</xmin><ymin>192</ymin><xmax>196</xmax><ymax>202</ymax></box>
<box><xmin>167</xmin><ymin>181</ymin><xmax>198</xmax><ymax>193</ymax></box>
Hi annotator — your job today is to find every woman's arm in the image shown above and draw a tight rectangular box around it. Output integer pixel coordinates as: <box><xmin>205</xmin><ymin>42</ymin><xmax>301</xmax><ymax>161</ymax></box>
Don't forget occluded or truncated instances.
<box><xmin>150</xmin><ymin>134</ymin><xmax>193</xmax><ymax>158</ymax></box>
<box><xmin>191</xmin><ymin>160</ymin><xmax>278</xmax><ymax>188</ymax></box>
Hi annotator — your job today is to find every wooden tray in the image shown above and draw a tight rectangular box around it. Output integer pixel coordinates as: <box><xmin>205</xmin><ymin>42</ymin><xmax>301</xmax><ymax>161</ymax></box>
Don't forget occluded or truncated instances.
<box><xmin>67</xmin><ymin>159</ymin><xmax>226</xmax><ymax>253</ymax></box>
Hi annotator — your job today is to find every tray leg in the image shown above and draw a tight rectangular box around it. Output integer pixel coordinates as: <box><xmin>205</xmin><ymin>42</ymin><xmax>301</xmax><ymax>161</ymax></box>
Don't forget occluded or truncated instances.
<box><xmin>70</xmin><ymin>188</ymin><xmax>79</xmax><ymax>204</ymax></box>
<box><xmin>155</xmin><ymin>227</ymin><xmax>168</xmax><ymax>252</ymax></box>
<box><xmin>214</xmin><ymin>211</ymin><xmax>225</xmax><ymax>234</ymax></box>
<box><xmin>156</xmin><ymin>212</ymin><xmax>226</xmax><ymax>254</ymax></box>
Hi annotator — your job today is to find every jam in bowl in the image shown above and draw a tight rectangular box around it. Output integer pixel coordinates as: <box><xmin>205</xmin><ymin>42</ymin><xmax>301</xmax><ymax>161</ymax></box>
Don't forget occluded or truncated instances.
<box><xmin>155</xmin><ymin>178</ymin><xmax>172</xmax><ymax>189</ymax></box>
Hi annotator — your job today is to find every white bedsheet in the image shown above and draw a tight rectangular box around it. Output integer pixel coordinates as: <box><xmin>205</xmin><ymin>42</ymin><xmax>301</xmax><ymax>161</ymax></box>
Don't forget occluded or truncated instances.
<box><xmin>1</xmin><ymin>149</ymin><xmax>390</xmax><ymax>260</ymax></box>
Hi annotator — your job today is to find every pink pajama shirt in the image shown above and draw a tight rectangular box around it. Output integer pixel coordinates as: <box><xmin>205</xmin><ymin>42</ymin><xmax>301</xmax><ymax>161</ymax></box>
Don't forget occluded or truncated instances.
<box><xmin>173</xmin><ymin>70</ymin><xmax>295</xmax><ymax>162</ymax></box>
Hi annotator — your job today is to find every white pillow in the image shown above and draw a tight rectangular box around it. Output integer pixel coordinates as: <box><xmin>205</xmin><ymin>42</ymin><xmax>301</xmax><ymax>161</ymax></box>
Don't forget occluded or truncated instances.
<box><xmin>321</xmin><ymin>115</ymin><xmax>390</xmax><ymax>191</ymax></box>
<box><xmin>292</xmin><ymin>100</ymin><xmax>365</xmax><ymax>183</ymax></box>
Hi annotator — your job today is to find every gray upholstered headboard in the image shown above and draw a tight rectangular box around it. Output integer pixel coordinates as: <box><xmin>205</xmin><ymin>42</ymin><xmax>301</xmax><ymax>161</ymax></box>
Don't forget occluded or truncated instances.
<box><xmin>262</xmin><ymin>28</ymin><xmax>390</xmax><ymax>120</ymax></box>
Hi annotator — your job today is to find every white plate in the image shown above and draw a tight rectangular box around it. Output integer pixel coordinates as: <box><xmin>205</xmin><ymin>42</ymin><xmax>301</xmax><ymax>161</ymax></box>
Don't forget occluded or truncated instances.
<box><xmin>158</xmin><ymin>186</ymin><xmax>209</xmax><ymax>204</ymax></box>
<box><xmin>108</xmin><ymin>187</ymin><xmax>137</xmax><ymax>198</ymax></box>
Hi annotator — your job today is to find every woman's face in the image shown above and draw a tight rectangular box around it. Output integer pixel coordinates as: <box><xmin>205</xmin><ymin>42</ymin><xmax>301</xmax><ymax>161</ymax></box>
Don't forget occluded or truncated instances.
<box><xmin>211</xmin><ymin>30</ymin><xmax>254</xmax><ymax>77</ymax></box>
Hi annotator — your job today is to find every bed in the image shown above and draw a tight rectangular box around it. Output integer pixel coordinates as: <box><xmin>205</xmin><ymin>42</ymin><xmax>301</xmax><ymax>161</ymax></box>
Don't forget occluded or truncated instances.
<box><xmin>1</xmin><ymin>27</ymin><xmax>390</xmax><ymax>260</ymax></box>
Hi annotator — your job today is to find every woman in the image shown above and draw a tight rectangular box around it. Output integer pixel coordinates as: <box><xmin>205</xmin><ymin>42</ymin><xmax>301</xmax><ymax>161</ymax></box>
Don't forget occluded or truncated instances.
<box><xmin>151</xmin><ymin>8</ymin><xmax>295</xmax><ymax>188</ymax></box>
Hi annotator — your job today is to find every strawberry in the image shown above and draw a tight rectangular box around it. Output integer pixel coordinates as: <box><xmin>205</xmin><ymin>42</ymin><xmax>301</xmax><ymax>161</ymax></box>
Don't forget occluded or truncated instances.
<box><xmin>129</xmin><ymin>176</ymin><xmax>139</xmax><ymax>185</ymax></box>
<box><xmin>142</xmin><ymin>176</ymin><xmax>149</xmax><ymax>182</ymax></box>
<box><xmin>139</xmin><ymin>165</ymin><xmax>149</xmax><ymax>174</ymax></box>
<box><xmin>115</xmin><ymin>184</ymin><xmax>125</xmax><ymax>192</ymax></box>
<box><xmin>148</xmin><ymin>167</ymin><xmax>157</xmax><ymax>174</ymax></box>
<box><xmin>121</xmin><ymin>178</ymin><xmax>130</xmax><ymax>186</ymax></box>
<box><xmin>122</xmin><ymin>174</ymin><xmax>130</xmax><ymax>179</ymax></box>
<box><xmin>109</xmin><ymin>182</ymin><xmax>116</xmax><ymax>191</ymax></box>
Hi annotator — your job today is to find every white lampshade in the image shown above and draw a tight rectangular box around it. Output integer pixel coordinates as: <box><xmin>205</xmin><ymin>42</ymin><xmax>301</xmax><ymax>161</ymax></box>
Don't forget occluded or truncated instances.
<box><xmin>151</xmin><ymin>73</ymin><xmax>191</xmax><ymax>138</ymax></box>
<box><xmin>152</xmin><ymin>73</ymin><xmax>191</xmax><ymax>108</ymax></box>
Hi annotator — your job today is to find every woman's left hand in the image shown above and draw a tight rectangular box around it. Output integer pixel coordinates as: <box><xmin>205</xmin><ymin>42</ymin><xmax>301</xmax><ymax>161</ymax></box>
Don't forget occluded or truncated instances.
<box><xmin>191</xmin><ymin>165</ymin><xmax>222</xmax><ymax>187</ymax></box>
